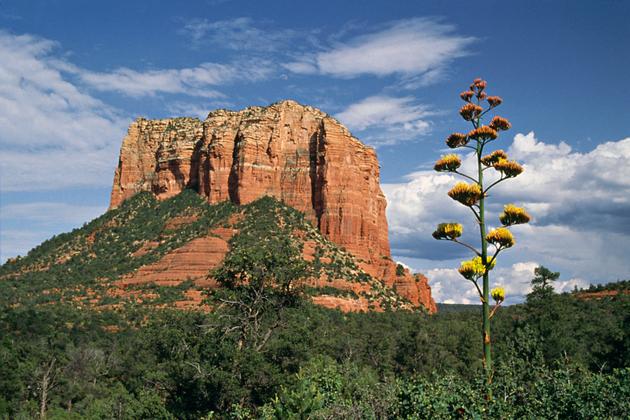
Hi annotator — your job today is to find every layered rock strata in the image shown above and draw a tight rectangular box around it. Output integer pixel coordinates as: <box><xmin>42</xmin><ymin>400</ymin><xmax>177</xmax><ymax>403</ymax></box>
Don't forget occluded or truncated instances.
<box><xmin>110</xmin><ymin>100</ymin><xmax>435</xmax><ymax>312</ymax></box>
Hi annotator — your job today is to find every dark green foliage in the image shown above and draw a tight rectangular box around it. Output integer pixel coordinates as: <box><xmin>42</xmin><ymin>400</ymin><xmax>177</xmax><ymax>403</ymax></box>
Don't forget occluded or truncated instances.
<box><xmin>265</xmin><ymin>355</ymin><xmax>394</xmax><ymax>418</ymax></box>
<box><xmin>583</xmin><ymin>279</ymin><xmax>630</xmax><ymax>292</ymax></box>
<box><xmin>213</xmin><ymin>196</ymin><xmax>311</xmax><ymax>292</ymax></box>
<box><xmin>392</xmin><ymin>324</ymin><xmax>630</xmax><ymax>418</ymax></box>
<box><xmin>210</xmin><ymin>197</ymin><xmax>309</xmax><ymax>355</ymax></box>
<box><xmin>527</xmin><ymin>265</ymin><xmax>560</xmax><ymax>301</ymax></box>
<box><xmin>0</xmin><ymin>290</ymin><xmax>628</xmax><ymax>418</ymax></box>
<box><xmin>392</xmin><ymin>366</ymin><xmax>630</xmax><ymax>419</ymax></box>
<box><xmin>512</xmin><ymin>291</ymin><xmax>630</xmax><ymax>371</ymax></box>
<box><xmin>131</xmin><ymin>279</ymin><xmax>196</xmax><ymax>304</ymax></box>
<box><xmin>396</xmin><ymin>264</ymin><xmax>405</xmax><ymax>276</ymax></box>
<box><xmin>435</xmin><ymin>303</ymin><xmax>480</xmax><ymax>313</ymax></box>
<box><xmin>304</xmin><ymin>287</ymin><xmax>359</xmax><ymax>299</ymax></box>
<box><xmin>208</xmin><ymin>195</ymin><xmax>413</xmax><ymax>310</ymax></box>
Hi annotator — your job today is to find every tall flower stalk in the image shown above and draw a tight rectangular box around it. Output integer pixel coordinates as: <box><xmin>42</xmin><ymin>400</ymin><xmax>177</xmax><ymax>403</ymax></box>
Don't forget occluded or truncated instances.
<box><xmin>433</xmin><ymin>78</ymin><xmax>530</xmax><ymax>389</ymax></box>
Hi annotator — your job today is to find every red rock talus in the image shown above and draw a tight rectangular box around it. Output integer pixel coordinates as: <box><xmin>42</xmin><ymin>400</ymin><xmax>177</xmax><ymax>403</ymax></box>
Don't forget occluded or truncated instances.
<box><xmin>110</xmin><ymin>100</ymin><xmax>435</xmax><ymax>312</ymax></box>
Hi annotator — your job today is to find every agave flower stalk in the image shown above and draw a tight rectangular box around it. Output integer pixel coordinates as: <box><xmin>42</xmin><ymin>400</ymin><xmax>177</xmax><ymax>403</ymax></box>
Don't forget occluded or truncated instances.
<box><xmin>432</xmin><ymin>78</ymin><xmax>531</xmax><ymax>391</ymax></box>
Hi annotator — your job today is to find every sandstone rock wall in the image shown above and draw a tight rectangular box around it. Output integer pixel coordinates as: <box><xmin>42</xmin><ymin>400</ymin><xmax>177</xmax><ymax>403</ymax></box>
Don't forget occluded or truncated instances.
<box><xmin>110</xmin><ymin>100</ymin><xmax>435</xmax><ymax>312</ymax></box>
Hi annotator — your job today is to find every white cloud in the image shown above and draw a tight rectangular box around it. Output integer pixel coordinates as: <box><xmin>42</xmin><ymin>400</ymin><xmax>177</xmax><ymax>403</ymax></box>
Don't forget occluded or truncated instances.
<box><xmin>427</xmin><ymin>262</ymin><xmax>590</xmax><ymax>304</ymax></box>
<box><xmin>501</xmin><ymin>133</ymin><xmax>630</xmax><ymax>230</ymax></box>
<box><xmin>0</xmin><ymin>30</ymin><xmax>275</xmax><ymax>192</ymax></box>
<box><xmin>286</xmin><ymin>18</ymin><xmax>474</xmax><ymax>81</ymax></box>
<box><xmin>78</xmin><ymin>66</ymin><xmax>223</xmax><ymax>98</ymax></box>
<box><xmin>336</xmin><ymin>96</ymin><xmax>433</xmax><ymax>146</ymax></box>
<box><xmin>181</xmin><ymin>17</ymin><xmax>312</xmax><ymax>52</ymax></box>
<box><xmin>283</xmin><ymin>61</ymin><xmax>318</xmax><ymax>74</ymax></box>
<box><xmin>73</xmin><ymin>60</ymin><xmax>274</xmax><ymax>98</ymax></box>
<box><xmin>0</xmin><ymin>31</ymin><xmax>127</xmax><ymax>192</ymax></box>
<box><xmin>384</xmin><ymin>132</ymin><xmax>630</xmax><ymax>302</ymax></box>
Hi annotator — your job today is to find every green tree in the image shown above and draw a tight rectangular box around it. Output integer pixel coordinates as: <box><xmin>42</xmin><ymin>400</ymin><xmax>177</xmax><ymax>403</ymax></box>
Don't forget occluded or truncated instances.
<box><xmin>212</xmin><ymin>198</ymin><xmax>310</xmax><ymax>352</ymax></box>
<box><xmin>528</xmin><ymin>265</ymin><xmax>560</xmax><ymax>301</ymax></box>
<box><xmin>432</xmin><ymin>78</ymin><xmax>531</xmax><ymax>389</ymax></box>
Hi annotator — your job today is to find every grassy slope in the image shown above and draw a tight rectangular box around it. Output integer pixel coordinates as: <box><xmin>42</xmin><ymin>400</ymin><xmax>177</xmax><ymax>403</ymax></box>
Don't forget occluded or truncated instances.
<box><xmin>0</xmin><ymin>190</ymin><xmax>236</xmax><ymax>306</ymax></box>
<box><xmin>0</xmin><ymin>191</ymin><xmax>413</xmax><ymax>310</ymax></box>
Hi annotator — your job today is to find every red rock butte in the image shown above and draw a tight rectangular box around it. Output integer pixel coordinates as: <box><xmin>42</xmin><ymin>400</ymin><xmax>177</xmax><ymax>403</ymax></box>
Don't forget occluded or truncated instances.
<box><xmin>110</xmin><ymin>100</ymin><xmax>436</xmax><ymax>313</ymax></box>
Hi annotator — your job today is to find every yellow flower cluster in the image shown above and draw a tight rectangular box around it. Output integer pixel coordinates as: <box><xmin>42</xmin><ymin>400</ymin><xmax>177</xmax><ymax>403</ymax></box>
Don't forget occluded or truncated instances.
<box><xmin>458</xmin><ymin>256</ymin><xmax>495</xmax><ymax>280</ymax></box>
<box><xmin>489</xmin><ymin>116</ymin><xmax>511</xmax><ymax>131</ymax></box>
<box><xmin>468</xmin><ymin>126</ymin><xmax>498</xmax><ymax>141</ymax></box>
<box><xmin>434</xmin><ymin>154</ymin><xmax>462</xmax><ymax>172</ymax></box>
<box><xmin>493</xmin><ymin>159</ymin><xmax>524</xmax><ymax>178</ymax></box>
<box><xmin>448</xmin><ymin>182</ymin><xmax>483</xmax><ymax>207</ymax></box>
<box><xmin>432</xmin><ymin>223</ymin><xmax>463</xmax><ymax>240</ymax></box>
<box><xmin>499</xmin><ymin>204</ymin><xmax>531</xmax><ymax>226</ymax></box>
<box><xmin>491</xmin><ymin>286</ymin><xmax>505</xmax><ymax>302</ymax></box>
<box><xmin>480</xmin><ymin>149</ymin><xmax>509</xmax><ymax>166</ymax></box>
<box><xmin>459</xmin><ymin>103</ymin><xmax>483</xmax><ymax>121</ymax></box>
<box><xmin>486</xmin><ymin>227</ymin><xmax>515</xmax><ymax>248</ymax></box>
<box><xmin>446</xmin><ymin>133</ymin><xmax>469</xmax><ymax>148</ymax></box>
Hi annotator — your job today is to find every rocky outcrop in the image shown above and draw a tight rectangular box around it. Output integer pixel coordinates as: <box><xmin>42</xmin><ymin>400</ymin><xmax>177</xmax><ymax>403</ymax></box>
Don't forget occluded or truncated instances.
<box><xmin>110</xmin><ymin>100</ymin><xmax>435</xmax><ymax>312</ymax></box>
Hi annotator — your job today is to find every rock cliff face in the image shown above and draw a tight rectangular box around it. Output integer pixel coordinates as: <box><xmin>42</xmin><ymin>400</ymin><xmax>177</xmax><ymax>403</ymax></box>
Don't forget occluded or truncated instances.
<box><xmin>110</xmin><ymin>100</ymin><xmax>436</xmax><ymax>312</ymax></box>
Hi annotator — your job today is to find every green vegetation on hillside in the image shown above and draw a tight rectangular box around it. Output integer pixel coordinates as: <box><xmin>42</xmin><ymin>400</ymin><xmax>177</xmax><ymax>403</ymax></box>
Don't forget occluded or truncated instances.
<box><xmin>0</xmin><ymin>191</ymin><xmax>236</xmax><ymax>306</ymax></box>
<box><xmin>0</xmin><ymin>191</ymin><xmax>410</xmax><ymax>310</ymax></box>
<box><xmin>582</xmin><ymin>279</ymin><xmax>630</xmax><ymax>293</ymax></box>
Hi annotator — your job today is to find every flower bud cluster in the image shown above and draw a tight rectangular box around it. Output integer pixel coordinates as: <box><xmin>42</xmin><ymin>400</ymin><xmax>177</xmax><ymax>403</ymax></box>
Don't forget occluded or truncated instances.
<box><xmin>493</xmin><ymin>159</ymin><xmax>524</xmax><ymax>177</ymax></box>
<box><xmin>434</xmin><ymin>154</ymin><xmax>462</xmax><ymax>172</ymax></box>
<box><xmin>448</xmin><ymin>182</ymin><xmax>483</xmax><ymax>207</ymax></box>
<box><xmin>446</xmin><ymin>133</ymin><xmax>469</xmax><ymax>148</ymax></box>
<box><xmin>481</xmin><ymin>150</ymin><xmax>509</xmax><ymax>166</ymax></box>
<box><xmin>458</xmin><ymin>256</ymin><xmax>495</xmax><ymax>280</ymax></box>
<box><xmin>486</xmin><ymin>227</ymin><xmax>515</xmax><ymax>248</ymax></box>
<box><xmin>499</xmin><ymin>204</ymin><xmax>531</xmax><ymax>226</ymax></box>
<box><xmin>432</xmin><ymin>223</ymin><xmax>463</xmax><ymax>240</ymax></box>
<box><xmin>491</xmin><ymin>286</ymin><xmax>505</xmax><ymax>302</ymax></box>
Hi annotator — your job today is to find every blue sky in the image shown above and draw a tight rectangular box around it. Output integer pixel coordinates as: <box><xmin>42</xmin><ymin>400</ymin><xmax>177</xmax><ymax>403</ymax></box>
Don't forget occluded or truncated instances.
<box><xmin>1</xmin><ymin>0</ymin><xmax>629</xmax><ymax>303</ymax></box>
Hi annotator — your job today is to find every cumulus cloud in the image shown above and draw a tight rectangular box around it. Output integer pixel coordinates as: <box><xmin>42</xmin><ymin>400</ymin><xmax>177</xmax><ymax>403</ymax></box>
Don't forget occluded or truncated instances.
<box><xmin>335</xmin><ymin>96</ymin><xmax>433</xmax><ymax>146</ymax></box>
<box><xmin>503</xmin><ymin>133</ymin><xmax>630</xmax><ymax>231</ymax></box>
<box><xmin>428</xmin><ymin>262</ymin><xmax>590</xmax><ymax>305</ymax></box>
<box><xmin>384</xmin><ymin>132</ymin><xmax>630</xmax><ymax>302</ymax></box>
<box><xmin>286</xmin><ymin>18</ymin><xmax>474</xmax><ymax>82</ymax></box>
